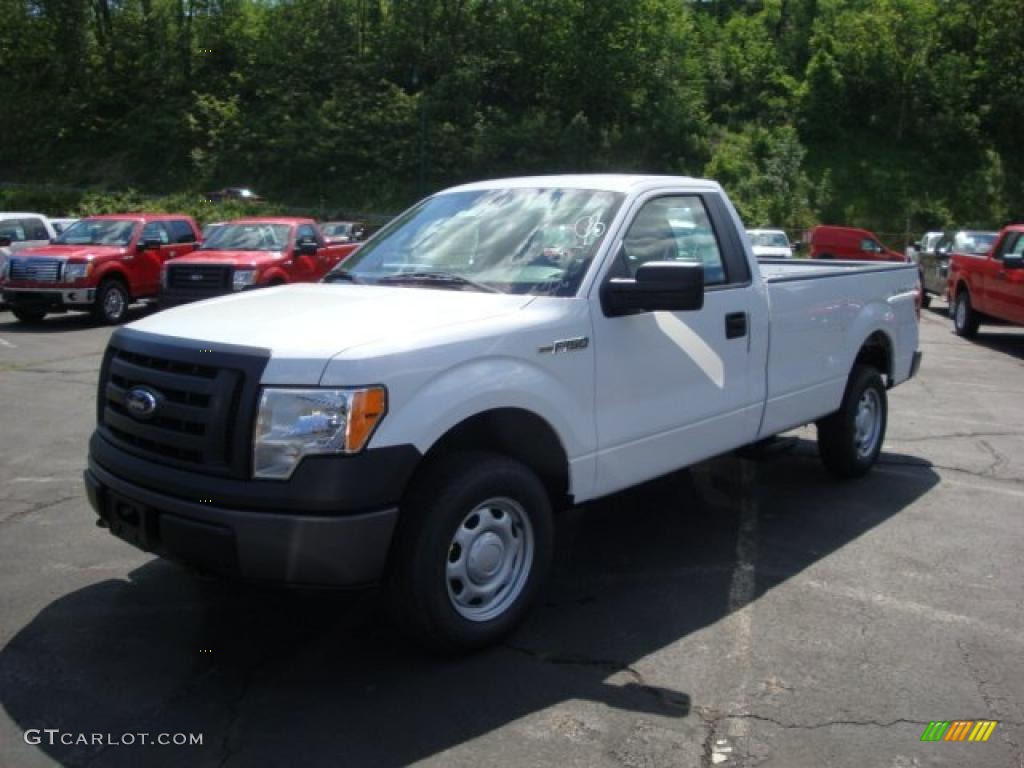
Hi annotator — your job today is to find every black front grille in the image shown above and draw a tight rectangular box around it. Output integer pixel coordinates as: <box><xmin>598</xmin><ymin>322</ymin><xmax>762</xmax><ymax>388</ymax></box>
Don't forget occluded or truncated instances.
<box><xmin>97</xmin><ymin>331</ymin><xmax>269</xmax><ymax>478</ymax></box>
<box><xmin>167</xmin><ymin>264</ymin><xmax>231</xmax><ymax>293</ymax></box>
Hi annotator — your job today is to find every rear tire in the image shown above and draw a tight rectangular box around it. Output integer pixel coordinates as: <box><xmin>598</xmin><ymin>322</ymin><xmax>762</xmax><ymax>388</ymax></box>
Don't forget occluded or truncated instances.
<box><xmin>385</xmin><ymin>451</ymin><xmax>554</xmax><ymax>653</ymax></box>
<box><xmin>92</xmin><ymin>278</ymin><xmax>130</xmax><ymax>325</ymax></box>
<box><xmin>817</xmin><ymin>365</ymin><xmax>887</xmax><ymax>479</ymax></box>
<box><xmin>952</xmin><ymin>289</ymin><xmax>979</xmax><ymax>338</ymax></box>
<box><xmin>12</xmin><ymin>308</ymin><xmax>46</xmax><ymax>323</ymax></box>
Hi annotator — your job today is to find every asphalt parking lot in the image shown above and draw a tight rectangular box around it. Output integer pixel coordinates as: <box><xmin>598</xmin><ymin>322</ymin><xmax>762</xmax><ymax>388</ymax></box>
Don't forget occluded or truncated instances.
<box><xmin>1</xmin><ymin>301</ymin><xmax>1022</xmax><ymax>768</ymax></box>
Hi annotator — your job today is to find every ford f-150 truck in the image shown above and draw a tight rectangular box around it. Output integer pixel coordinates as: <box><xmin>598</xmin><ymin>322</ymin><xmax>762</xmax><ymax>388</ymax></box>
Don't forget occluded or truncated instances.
<box><xmin>159</xmin><ymin>217</ymin><xmax>359</xmax><ymax>305</ymax></box>
<box><xmin>948</xmin><ymin>224</ymin><xmax>1024</xmax><ymax>337</ymax></box>
<box><xmin>2</xmin><ymin>214</ymin><xmax>201</xmax><ymax>324</ymax></box>
<box><xmin>84</xmin><ymin>175</ymin><xmax>921</xmax><ymax>651</ymax></box>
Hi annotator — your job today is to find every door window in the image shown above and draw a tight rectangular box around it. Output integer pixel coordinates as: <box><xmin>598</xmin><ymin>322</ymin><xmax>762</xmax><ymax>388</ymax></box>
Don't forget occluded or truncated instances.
<box><xmin>21</xmin><ymin>218</ymin><xmax>49</xmax><ymax>240</ymax></box>
<box><xmin>619</xmin><ymin>196</ymin><xmax>728</xmax><ymax>286</ymax></box>
<box><xmin>296</xmin><ymin>224</ymin><xmax>319</xmax><ymax>246</ymax></box>
<box><xmin>140</xmin><ymin>222</ymin><xmax>171</xmax><ymax>244</ymax></box>
<box><xmin>168</xmin><ymin>220</ymin><xmax>197</xmax><ymax>244</ymax></box>
<box><xmin>860</xmin><ymin>238</ymin><xmax>881</xmax><ymax>253</ymax></box>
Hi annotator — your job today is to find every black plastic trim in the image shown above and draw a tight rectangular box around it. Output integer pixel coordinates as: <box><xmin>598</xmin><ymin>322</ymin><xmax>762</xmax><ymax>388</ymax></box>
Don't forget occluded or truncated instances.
<box><xmin>89</xmin><ymin>431</ymin><xmax>421</xmax><ymax>515</ymax></box>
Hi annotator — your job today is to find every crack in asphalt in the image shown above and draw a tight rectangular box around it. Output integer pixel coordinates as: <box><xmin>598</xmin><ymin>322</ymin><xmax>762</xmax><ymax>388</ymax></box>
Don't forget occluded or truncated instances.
<box><xmin>887</xmin><ymin>430</ymin><xmax>1024</xmax><ymax>443</ymax></box>
<box><xmin>0</xmin><ymin>494</ymin><xmax>79</xmax><ymax>524</ymax></box>
<box><xmin>957</xmin><ymin>640</ymin><xmax>1024</xmax><ymax>764</ymax></box>
<box><xmin>0</xmin><ymin>350</ymin><xmax>103</xmax><ymax>373</ymax></box>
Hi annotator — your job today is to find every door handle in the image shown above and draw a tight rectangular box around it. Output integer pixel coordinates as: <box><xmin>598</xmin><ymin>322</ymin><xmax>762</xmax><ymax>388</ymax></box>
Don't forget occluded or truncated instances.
<box><xmin>725</xmin><ymin>312</ymin><xmax>747</xmax><ymax>339</ymax></box>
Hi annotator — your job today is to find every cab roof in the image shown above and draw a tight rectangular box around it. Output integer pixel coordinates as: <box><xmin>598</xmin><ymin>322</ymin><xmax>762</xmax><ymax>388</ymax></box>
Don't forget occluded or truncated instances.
<box><xmin>82</xmin><ymin>213</ymin><xmax>195</xmax><ymax>221</ymax></box>
<box><xmin>443</xmin><ymin>174</ymin><xmax>719</xmax><ymax>194</ymax></box>
<box><xmin>228</xmin><ymin>217</ymin><xmax>314</xmax><ymax>226</ymax></box>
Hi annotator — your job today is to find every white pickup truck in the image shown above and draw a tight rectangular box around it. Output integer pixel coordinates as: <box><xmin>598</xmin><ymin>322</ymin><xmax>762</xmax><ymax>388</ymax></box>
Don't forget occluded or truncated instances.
<box><xmin>84</xmin><ymin>175</ymin><xmax>921</xmax><ymax>651</ymax></box>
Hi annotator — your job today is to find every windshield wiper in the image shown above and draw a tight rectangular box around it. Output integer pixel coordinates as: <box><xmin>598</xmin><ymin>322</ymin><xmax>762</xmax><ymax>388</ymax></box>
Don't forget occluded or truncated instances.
<box><xmin>376</xmin><ymin>271</ymin><xmax>504</xmax><ymax>294</ymax></box>
<box><xmin>322</xmin><ymin>269</ymin><xmax>363</xmax><ymax>284</ymax></box>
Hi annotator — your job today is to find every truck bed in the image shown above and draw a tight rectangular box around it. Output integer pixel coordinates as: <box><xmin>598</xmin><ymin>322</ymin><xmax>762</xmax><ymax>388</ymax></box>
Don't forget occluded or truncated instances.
<box><xmin>757</xmin><ymin>257</ymin><xmax>915</xmax><ymax>282</ymax></box>
<box><xmin>754</xmin><ymin>257</ymin><xmax>920</xmax><ymax>438</ymax></box>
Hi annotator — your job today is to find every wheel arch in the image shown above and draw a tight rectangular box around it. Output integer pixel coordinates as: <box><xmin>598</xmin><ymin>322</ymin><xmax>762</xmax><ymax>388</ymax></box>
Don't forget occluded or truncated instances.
<box><xmin>94</xmin><ymin>264</ymin><xmax>130</xmax><ymax>294</ymax></box>
<box><xmin>413</xmin><ymin>407</ymin><xmax>572</xmax><ymax>511</ymax></box>
<box><xmin>853</xmin><ymin>330</ymin><xmax>893</xmax><ymax>385</ymax></box>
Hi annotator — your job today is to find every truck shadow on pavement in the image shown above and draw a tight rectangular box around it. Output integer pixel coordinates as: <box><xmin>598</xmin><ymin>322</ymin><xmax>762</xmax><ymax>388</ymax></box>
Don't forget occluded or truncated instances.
<box><xmin>0</xmin><ymin>446</ymin><xmax>939</xmax><ymax>767</ymax></box>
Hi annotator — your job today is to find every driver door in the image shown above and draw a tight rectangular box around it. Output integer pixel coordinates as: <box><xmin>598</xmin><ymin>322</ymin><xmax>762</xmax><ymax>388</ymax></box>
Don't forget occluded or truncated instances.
<box><xmin>134</xmin><ymin>221</ymin><xmax>176</xmax><ymax>296</ymax></box>
<box><xmin>590</xmin><ymin>192</ymin><xmax>767</xmax><ymax>498</ymax></box>
<box><xmin>988</xmin><ymin>232</ymin><xmax>1024</xmax><ymax>324</ymax></box>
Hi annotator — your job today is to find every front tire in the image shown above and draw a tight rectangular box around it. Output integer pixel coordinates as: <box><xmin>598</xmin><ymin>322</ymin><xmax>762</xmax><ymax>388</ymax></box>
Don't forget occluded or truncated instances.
<box><xmin>93</xmin><ymin>278</ymin><xmax>130</xmax><ymax>325</ymax></box>
<box><xmin>816</xmin><ymin>365</ymin><xmax>888</xmax><ymax>478</ymax></box>
<box><xmin>385</xmin><ymin>452</ymin><xmax>554</xmax><ymax>653</ymax></box>
<box><xmin>12</xmin><ymin>308</ymin><xmax>46</xmax><ymax>323</ymax></box>
<box><xmin>952</xmin><ymin>289</ymin><xmax>979</xmax><ymax>338</ymax></box>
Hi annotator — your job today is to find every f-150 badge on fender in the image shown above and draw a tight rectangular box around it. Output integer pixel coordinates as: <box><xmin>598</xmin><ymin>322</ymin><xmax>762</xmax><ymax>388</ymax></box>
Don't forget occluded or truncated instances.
<box><xmin>538</xmin><ymin>336</ymin><xmax>589</xmax><ymax>354</ymax></box>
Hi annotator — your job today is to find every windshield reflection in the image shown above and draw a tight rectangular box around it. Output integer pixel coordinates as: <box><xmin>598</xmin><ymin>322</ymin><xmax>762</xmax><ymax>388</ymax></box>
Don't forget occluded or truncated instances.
<box><xmin>329</xmin><ymin>188</ymin><xmax>624</xmax><ymax>296</ymax></box>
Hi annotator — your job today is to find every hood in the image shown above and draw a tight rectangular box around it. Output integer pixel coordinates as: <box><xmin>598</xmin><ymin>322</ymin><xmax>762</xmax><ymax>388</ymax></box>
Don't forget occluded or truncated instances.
<box><xmin>168</xmin><ymin>249</ymin><xmax>285</xmax><ymax>267</ymax></box>
<box><xmin>15</xmin><ymin>244</ymin><xmax>127</xmax><ymax>261</ymax></box>
<box><xmin>126</xmin><ymin>283</ymin><xmax>536</xmax><ymax>383</ymax></box>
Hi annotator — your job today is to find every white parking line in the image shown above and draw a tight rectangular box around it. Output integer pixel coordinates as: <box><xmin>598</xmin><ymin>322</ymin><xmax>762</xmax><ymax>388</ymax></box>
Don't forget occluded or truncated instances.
<box><xmin>0</xmin><ymin>337</ymin><xmax>16</xmax><ymax>348</ymax></box>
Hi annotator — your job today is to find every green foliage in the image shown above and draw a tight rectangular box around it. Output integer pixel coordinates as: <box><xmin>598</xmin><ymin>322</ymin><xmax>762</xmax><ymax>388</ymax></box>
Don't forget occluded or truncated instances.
<box><xmin>0</xmin><ymin>0</ymin><xmax>1019</xmax><ymax>231</ymax></box>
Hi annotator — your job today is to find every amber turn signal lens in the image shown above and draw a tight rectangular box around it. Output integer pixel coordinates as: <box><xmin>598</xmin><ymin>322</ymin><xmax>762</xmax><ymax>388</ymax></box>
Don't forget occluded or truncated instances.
<box><xmin>346</xmin><ymin>386</ymin><xmax>387</xmax><ymax>451</ymax></box>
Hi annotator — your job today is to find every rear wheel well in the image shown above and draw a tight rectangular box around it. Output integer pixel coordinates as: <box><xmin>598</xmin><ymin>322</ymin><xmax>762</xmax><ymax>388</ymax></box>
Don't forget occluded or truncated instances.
<box><xmin>854</xmin><ymin>331</ymin><xmax>892</xmax><ymax>385</ymax></box>
<box><xmin>417</xmin><ymin>409</ymin><xmax>572</xmax><ymax>511</ymax></box>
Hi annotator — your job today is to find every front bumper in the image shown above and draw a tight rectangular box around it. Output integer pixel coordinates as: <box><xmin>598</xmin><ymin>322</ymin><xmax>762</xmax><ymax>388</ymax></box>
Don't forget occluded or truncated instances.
<box><xmin>86</xmin><ymin>434</ymin><xmax>421</xmax><ymax>586</ymax></box>
<box><xmin>3</xmin><ymin>286</ymin><xmax>95</xmax><ymax>309</ymax></box>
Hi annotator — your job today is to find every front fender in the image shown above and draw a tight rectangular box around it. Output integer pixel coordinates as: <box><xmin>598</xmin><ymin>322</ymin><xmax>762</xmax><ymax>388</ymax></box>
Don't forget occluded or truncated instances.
<box><xmin>370</xmin><ymin>355</ymin><xmax>596</xmax><ymax>498</ymax></box>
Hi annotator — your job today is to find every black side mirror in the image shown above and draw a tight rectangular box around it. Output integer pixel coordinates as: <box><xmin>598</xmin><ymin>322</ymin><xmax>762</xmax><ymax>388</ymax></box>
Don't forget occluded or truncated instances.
<box><xmin>1003</xmin><ymin>254</ymin><xmax>1024</xmax><ymax>270</ymax></box>
<box><xmin>137</xmin><ymin>237</ymin><xmax>164</xmax><ymax>251</ymax></box>
<box><xmin>296</xmin><ymin>240</ymin><xmax>318</xmax><ymax>256</ymax></box>
<box><xmin>0</xmin><ymin>237</ymin><xmax>11</xmax><ymax>248</ymax></box>
<box><xmin>602</xmin><ymin>261</ymin><xmax>704</xmax><ymax>317</ymax></box>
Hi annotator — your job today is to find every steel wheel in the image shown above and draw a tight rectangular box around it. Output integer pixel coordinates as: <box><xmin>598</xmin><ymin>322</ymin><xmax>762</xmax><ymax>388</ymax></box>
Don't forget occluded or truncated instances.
<box><xmin>955</xmin><ymin>294</ymin><xmax>967</xmax><ymax>329</ymax></box>
<box><xmin>104</xmin><ymin>286</ymin><xmax>125</xmax><ymax>319</ymax></box>
<box><xmin>445</xmin><ymin>496</ymin><xmax>535</xmax><ymax>623</ymax></box>
<box><xmin>853</xmin><ymin>389</ymin><xmax>882</xmax><ymax>459</ymax></box>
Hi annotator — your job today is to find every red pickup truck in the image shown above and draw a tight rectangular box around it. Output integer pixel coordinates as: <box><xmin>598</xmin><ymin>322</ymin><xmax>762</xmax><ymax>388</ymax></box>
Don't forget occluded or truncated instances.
<box><xmin>1</xmin><ymin>214</ymin><xmax>202</xmax><ymax>324</ymax></box>
<box><xmin>948</xmin><ymin>224</ymin><xmax>1024</xmax><ymax>337</ymax></box>
<box><xmin>159</xmin><ymin>217</ymin><xmax>358</xmax><ymax>305</ymax></box>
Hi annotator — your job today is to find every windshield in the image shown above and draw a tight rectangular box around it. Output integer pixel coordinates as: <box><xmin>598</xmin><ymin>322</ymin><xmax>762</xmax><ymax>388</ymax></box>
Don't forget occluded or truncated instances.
<box><xmin>954</xmin><ymin>231</ymin><xmax>998</xmax><ymax>254</ymax></box>
<box><xmin>54</xmin><ymin>219</ymin><xmax>137</xmax><ymax>246</ymax></box>
<box><xmin>201</xmin><ymin>223</ymin><xmax>291</xmax><ymax>251</ymax></box>
<box><xmin>329</xmin><ymin>188</ymin><xmax>624</xmax><ymax>296</ymax></box>
<box><xmin>748</xmin><ymin>231</ymin><xmax>789</xmax><ymax>248</ymax></box>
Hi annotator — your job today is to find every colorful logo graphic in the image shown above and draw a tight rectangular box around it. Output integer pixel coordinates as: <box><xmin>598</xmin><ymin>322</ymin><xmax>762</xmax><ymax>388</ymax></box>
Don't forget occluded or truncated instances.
<box><xmin>921</xmin><ymin>720</ymin><xmax>997</xmax><ymax>742</ymax></box>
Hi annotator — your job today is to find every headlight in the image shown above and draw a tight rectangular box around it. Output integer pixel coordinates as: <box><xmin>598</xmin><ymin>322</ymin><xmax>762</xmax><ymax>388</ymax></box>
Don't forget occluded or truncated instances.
<box><xmin>233</xmin><ymin>268</ymin><xmax>258</xmax><ymax>291</ymax></box>
<box><xmin>63</xmin><ymin>262</ymin><xmax>91</xmax><ymax>282</ymax></box>
<box><xmin>253</xmin><ymin>386</ymin><xmax>387</xmax><ymax>479</ymax></box>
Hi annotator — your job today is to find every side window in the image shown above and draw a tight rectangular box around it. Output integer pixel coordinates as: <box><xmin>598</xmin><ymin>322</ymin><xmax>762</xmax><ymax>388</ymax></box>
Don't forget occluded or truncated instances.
<box><xmin>140</xmin><ymin>222</ymin><xmax>171</xmax><ymax>244</ymax></box>
<box><xmin>620</xmin><ymin>196</ymin><xmax>727</xmax><ymax>286</ymax></box>
<box><xmin>860</xmin><ymin>238</ymin><xmax>880</xmax><ymax>252</ymax></box>
<box><xmin>998</xmin><ymin>232</ymin><xmax>1023</xmax><ymax>259</ymax></box>
<box><xmin>0</xmin><ymin>220</ymin><xmax>26</xmax><ymax>241</ymax></box>
<box><xmin>168</xmin><ymin>220</ymin><xmax>196</xmax><ymax>244</ymax></box>
<box><xmin>21</xmin><ymin>218</ymin><xmax>49</xmax><ymax>240</ymax></box>
<box><xmin>296</xmin><ymin>224</ymin><xmax>319</xmax><ymax>246</ymax></box>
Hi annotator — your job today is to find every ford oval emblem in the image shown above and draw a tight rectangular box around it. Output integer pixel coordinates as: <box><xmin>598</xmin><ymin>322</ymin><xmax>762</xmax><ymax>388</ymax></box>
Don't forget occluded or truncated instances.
<box><xmin>125</xmin><ymin>386</ymin><xmax>159</xmax><ymax>419</ymax></box>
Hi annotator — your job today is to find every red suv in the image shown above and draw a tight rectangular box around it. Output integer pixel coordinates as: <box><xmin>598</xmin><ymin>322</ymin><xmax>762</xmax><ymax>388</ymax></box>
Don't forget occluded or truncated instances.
<box><xmin>1</xmin><ymin>214</ymin><xmax>201</xmax><ymax>324</ymax></box>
